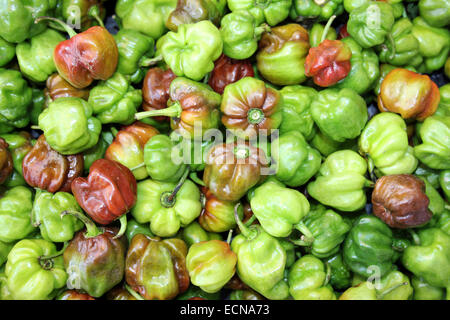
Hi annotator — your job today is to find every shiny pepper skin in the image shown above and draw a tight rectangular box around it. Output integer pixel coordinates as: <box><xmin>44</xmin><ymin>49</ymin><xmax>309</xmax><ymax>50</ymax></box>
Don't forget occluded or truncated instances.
<box><xmin>54</xmin><ymin>26</ymin><xmax>119</xmax><ymax>89</ymax></box>
<box><xmin>45</xmin><ymin>73</ymin><xmax>90</xmax><ymax>103</ymax></box>
<box><xmin>0</xmin><ymin>138</ymin><xmax>12</xmax><ymax>184</ymax></box>
<box><xmin>372</xmin><ymin>174</ymin><xmax>433</xmax><ymax>228</ymax></box>
<box><xmin>378</xmin><ymin>68</ymin><xmax>440</xmax><ymax>121</ymax></box>
<box><xmin>22</xmin><ymin>135</ymin><xmax>84</xmax><ymax>193</ymax></box>
<box><xmin>208</xmin><ymin>54</ymin><xmax>255</xmax><ymax>94</ymax></box>
<box><xmin>305</xmin><ymin>39</ymin><xmax>352</xmax><ymax>87</ymax></box>
<box><xmin>71</xmin><ymin>159</ymin><xmax>137</xmax><ymax>225</ymax></box>
<box><xmin>57</xmin><ymin>290</ymin><xmax>95</xmax><ymax>300</ymax></box>
<box><xmin>125</xmin><ymin>234</ymin><xmax>189</xmax><ymax>300</ymax></box>
<box><xmin>142</xmin><ymin>67</ymin><xmax>176</xmax><ymax>122</ymax></box>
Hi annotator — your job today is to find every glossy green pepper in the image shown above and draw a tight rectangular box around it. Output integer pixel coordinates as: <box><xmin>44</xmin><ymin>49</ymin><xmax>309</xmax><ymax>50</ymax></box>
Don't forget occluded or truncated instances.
<box><xmin>0</xmin><ymin>131</ymin><xmax>34</xmax><ymax>175</ymax></box>
<box><xmin>288</xmin><ymin>255</ymin><xmax>336</xmax><ymax>300</ymax></box>
<box><xmin>412</xmin><ymin>17</ymin><xmax>450</xmax><ymax>73</ymax></box>
<box><xmin>166</xmin><ymin>0</ymin><xmax>226</xmax><ymax>31</ymax></box>
<box><xmin>30</xmin><ymin>88</ymin><xmax>45</xmax><ymax>126</ymax></box>
<box><xmin>343</xmin><ymin>215</ymin><xmax>396</xmax><ymax>278</ymax></box>
<box><xmin>290</xmin><ymin>0</ymin><xmax>344</xmax><ymax>22</ymax></box>
<box><xmin>440</xmin><ymin>170</ymin><xmax>449</xmax><ymax>201</ymax></box>
<box><xmin>279</xmin><ymin>85</ymin><xmax>317</xmax><ymax>140</ymax></box>
<box><xmin>38</xmin><ymin>97</ymin><xmax>102</xmax><ymax>155</ymax></box>
<box><xmin>83</xmin><ymin>131</ymin><xmax>113</xmax><ymax>173</ymax></box>
<box><xmin>220</xmin><ymin>10</ymin><xmax>270</xmax><ymax>60</ymax></box>
<box><xmin>114</xmin><ymin>29</ymin><xmax>155</xmax><ymax>82</ymax></box>
<box><xmin>31</xmin><ymin>189</ymin><xmax>84</xmax><ymax>243</ymax></box>
<box><xmin>126</xmin><ymin>218</ymin><xmax>154</xmax><ymax>243</ymax></box>
<box><xmin>231</xmin><ymin>216</ymin><xmax>289</xmax><ymax>300</ymax></box>
<box><xmin>295</xmin><ymin>205</ymin><xmax>351</xmax><ymax>258</ymax></box>
<box><xmin>5</xmin><ymin>239</ymin><xmax>67</xmax><ymax>300</ymax></box>
<box><xmin>307</xmin><ymin>150</ymin><xmax>373</xmax><ymax>212</ymax></box>
<box><xmin>143</xmin><ymin>134</ymin><xmax>188</xmax><ymax>183</ymax></box>
<box><xmin>0</xmin><ymin>241</ymin><xmax>13</xmax><ymax>267</ymax></box>
<box><xmin>359</xmin><ymin>112</ymin><xmax>418</xmax><ymax>176</ymax></box>
<box><xmin>310</xmin><ymin>130</ymin><xmax>357</xmax><ymax>157</ymax></box>
<box><xmin>0</xmin><ymin>186</ymin><xmax>35</xmax><ymax>243</ymax></box>
<box><xmin>186</xmin><ymin>240</ymin><xmax>237</xmax><ymax>293</ymax></box>
<box><xmin>0</xmin><ymin>37</ymin><xmax>15</xmax><ymax>67</ymax></box>
<box><xmin>436</xmin><ymin>83</ymin><xmax>450</xmax><ymax>117</ymax></box>
<box><xmin>16</xmin><ymin>29</ymin><xmax>65</xmax><ymax>83</ymax></box>
<box><xmin>227</xmin><ymin>0</ymin><xmax>292</xmax><ymax>26</ymax></box>
<box><xmin>272</xmin><ymin>131</ymin><xmax>321</xmax><ymax>186</ymax></box>
<box><xmin>402</xmin><ymin>228</ymin><xmax>450</xmax><ymax>289</ymax></box>
<box><xmin>89</xmin><ymin>72</ymin><xmax>142</xmax><ymax>125</ymax></box>
<box><xmin>156</xmin><ymin>20</ymin><xmax>222</xmax><ymax>81</ymax></box>
<box><xmin>414</xmin><ymin>164</ymin><xmax>441</xmax><ymax>189</ymax></box>
<box><xmin>347</xmin><ymin>1</ymin><xmax>395</xmax><ymax>48</ymax></box>
<box><xmin>131</xmin><ymin>176</ymin><xmax>202</xmax><ymax>237</ymax></box>
<box><xmin>419</xmin><ymin>177</ymin><xmax>444</xmax><ymax>218</ymax></box>
<box><xmin>0</xmin><ymin>0</ymin><xmax>57</xmax><ymax>43</ymax></box>
<box><xmin>0</xmin><ymin>68</ymin><xmax>32</xmax><ymax>134</ymax></box>
<box><xmin>418</xmin><ymin>0</ymin><xmax>450</xmax><ymax>28</ymax></box>
<box><xmin>115</xmin><ymin>0</ymin><xmax>178</xmax><ymax>39</ymax></box>
<box><xmin>324</xmin><ymin>253</ymin><xmax>352</xmax><ymax>290</ymax></box>
<box><xmin>414</xmin><ymin>115</ymin><xmax>450</xmax><ymax>170</ymax></box>
<box><xmin>412</xmin><ymin>276</ymin><xmax>446</xmax><ymax>300</ymax></box>
<box><xmin>181</xmin><ymin>222</ymin><xmax>222</xmax><ymax>247</ymax></box>
<box><xmin>333</xmin><ymin>36</ymin><xmax>379</xmax><ymax>95</ymax></box>
<box><xmin>177</xmin><ymin>285</ymin><xmax>221</xmax><ymax>300</ymax></box>
<box><xmin>436</xmin><ymin>210</ymin><xmax>450</xmax><ymax>236</ymax></box>
<box><xmin>309</xmin><ymin>22</ymin><xmax>337</xmax><ymax>48</ymax></box>
<box><xmin>378</xmin><ymin>18</ymin><xmax>423</xmax><ymax>68</ymax></box>
<box><xmin>250</xmin><ymin>180</ymin><xmax>311</xmax><ymax>238</ymax></box>
<box><xmin>311</xmin><ymin>88</ymin><xmax>368</xmax><ymax>143</ymax></box>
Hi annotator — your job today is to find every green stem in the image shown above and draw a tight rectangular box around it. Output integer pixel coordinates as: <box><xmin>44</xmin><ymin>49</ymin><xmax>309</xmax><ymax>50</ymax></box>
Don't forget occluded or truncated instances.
<box><xmin>321</xmin><ymin>15</ymin><xmax>337</xmax><ymax>43</ymax></box>
<box><xmin>113</xmin><ymin>215</ymin><xmax>128</xmax><ymax>239</ymax></box>
<box><xmin>160</xmin><ymin>167</ymin><xmax>190</xmax><ymax>208</ymax></box>
<box><xmin>408</xmin><ymin>229</ymin><xmax>421</xmax><ymax>246</ymax></box>
<box><xmin>139</xmin><ymin>55</ymin><xmax>163</xmax><ymax>67</ymax></box>
<box><xmin>293</xmin><ymin>221</ymin><xmax>314</xmax><ymax>246</ymax></box>
<box><xmin>324</xmin><ymin>262</ymin><xmax>332</xmax><ymax>286</ymax></box>
<box><xmin>247</xmin><ymin>108</ymin><xmax>265</xmax><ymax>125</ymax></box>
<box><xmin>135</xmin><ymin>102</ymin><xmax>182</xmax><ymax>120</ymax></box>
<box><xmin>377</xmin><ymin>282</ymin><xmax>408</xmax><ymax>299</ymax></box>
<box><xmin>125</xmin><ymin>284</ymin><xmax>145</xmax><ymax>300</ymax></box>
<box><xmin>244</xmin><ymin>214</ymin><xmax>257</xmax><ymax>227</ymax></box>
<box><xmin>226</xmin><ymin>229</ymin><xmax>233</xmax><ymax>245</ymax></box>
<box><xmin>34</xmin><ymin>16</ymin><xmax>77</xmax><ymax>38</ymax></box>
<box><xmin>110</xmin><ymin>127</ymin><xmax>119</xmax><ymax>137</ymax></box>
<box><xmin>39</xmin><ymin>242</ymin><xmax>69</xmax><ymax>270</ymax></box>
<box><xmin>130</xmin><ymin>162</ymin><xmax>146</xmax><ymax>172</ymax></box>
<box><xmin>30</xmin><ymin>125</ymin><xmax>41</xmax><ymax>130</ymax></box>
<box><xmin>234</xmin><ymin>203</ymin><xmax>256</xmax><ymax>240</ymax></box>
<box><xmin>254</xmin><ymin>23</ymin><xmax>271</xmax><ymax>38</ymax></box>
<box><xmin>189</xmin><ymin>172</ymin><xmax>205</xmax><ymax>186</ymax></box>
<box><xmin>61</xmin><ymin>210</ymin><xmax>103</xmax><ymax>238</ymax></box>
<box><xmin>88</xmin><ymin>5</ymin><xmax>104</xmax><ymax>28</ymax></box>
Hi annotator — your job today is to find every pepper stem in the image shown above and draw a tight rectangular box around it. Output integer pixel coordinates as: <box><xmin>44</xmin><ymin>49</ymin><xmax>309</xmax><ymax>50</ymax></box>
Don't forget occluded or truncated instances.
<box><xmin>139</xmin><ymin>55</ymin><xmax>163</xmax><ymax>67</ymax></box>
<box><xmin>34</xmin><ymin>16</ymin><xmax>77</xmax><ymax>38</ymax></box>
<box><xmin>39</xmin><ymin>242</ymin><xmax>69</xmax><ymax>270</ymax></box>
<box><xmin>226</xmin><ymin>229</ymin><xmax>234</xmax><ymax>245</ymax></box>
<box><xmin>247</xmin><ymin>108</ymin><xmax>265</xmax><ymax>125</ymax></box>
<box><xmin>234</xmin><ymin>203</ymin><xmax>257</xmax><ymax>240</ymax></box>
<box><xmin>87</xmin><ymin>5</ymin><xmax>104</xmax><ymax>28</ymax></box>
<box><xmin>110</xmin><ymin>127</ymin><xmax>119</xmax><ymax>137</ymax></box>
<box><xmin>113</xmin><ymin>215</ymin><xmax>128</xmax><ymax>239</ymax></box>
<box><xmin>160</xmin><ymin>167</ymin><xmax>190</xmax><ymax>208</ymax></box>
<box><xmin>377</xmin><ymin>282</ymin><xmax>408</xmax><ymax>299</ymax></box>
<box><xmin>321</xmin><ymin>15</ymin><xmax>337</xmax><ymax>43</ymax></box>
<box><xmin>324</xmin><ymin>262</ymin><xmax>332</xmax><ymax>286</ymax></box>
<box><xmin>30</xmin><ymin>125</ymin><xmax>41</xmax><ymax>130</ymax></box>
<box><xmin>254</xmin><ymin>23</ymin><xmax>271</xmax><ymax>38</ymax></box>
<box><xmin>130</xmin><ymin>162</ymin><xmax>146</xmax><ymax>172</ymax></box>
<box><xmin>61</xmin><ymin>210</ymin><xmax>103</xmax><ymax>238</ymax></box>
<box><xmin>189</xmin><ymin>172</ymin><xmax>205</xmax><ymax>186</ymax></box>
<box><xmin>244</xmin><ymin>214</ymin><xmax>257</xmax><ymax>227</ymax></box>
<box><xmin>135</xmin><ymin>102</ymin><xmax>182</xmax><ymax>120</ymax></box>
<box><xmin>291</xmin><ymin>221</ymin><xmax>314</xmax><ymax>246</ymax></box>
<box><xmin>408</xmin><ymin>229</ymin><xmax>421</xmax><ymax>246</ymax></box>
<box><xmin>124</xmin><ymin>284</ymin><xmax>145</xmax><ymax>300</ymax></box>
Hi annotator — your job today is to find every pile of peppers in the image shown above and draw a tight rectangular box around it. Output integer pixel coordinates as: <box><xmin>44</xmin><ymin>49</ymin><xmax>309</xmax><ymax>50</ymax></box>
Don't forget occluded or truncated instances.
<box><xmin>0</xmin><ymin>0</ymin><xmax>449</xmax><ymax>301</ymax></box>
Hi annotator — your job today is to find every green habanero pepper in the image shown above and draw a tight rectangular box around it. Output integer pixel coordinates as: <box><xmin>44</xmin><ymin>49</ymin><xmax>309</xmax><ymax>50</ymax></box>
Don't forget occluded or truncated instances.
<box><xmin>279</xmin><ymin>85</ymin><xmax>317</xmax><ymax>140</ymax></box>
<box><xmin>435</xmin><ymin>83</ymin><xmax>450</xmax><ymax>117</ymax></box>
<box><xmin>0</xmin><ymin>131</ymin><xmax>34</xmax><ymax>175</ymax></box>
<box><xmin>115</xmin><ymin>0</ymin><xmax>177</xmax><ymax>40</ymax></box>
<box><xmin>0</xmin><ymin>186</ymin><xmax>35</xmax><ymax>243</ymax></box>
<box><xmin>38</xmin><ymin>97</ymin><xmax>102</xmax><ymax>155</ymax></box>
<box><xmin>0</xmin><ymin>37</ymin><xmax>15</xmax><ymax>67</ymax></box>
<box><xmin>227</xmin><ymin>0</ymin><xmax>292</xmax><ymax>26</ymax></box>
<box><xmin>181</xmin><ymin>221</ymin><xmax>222</xmax><ymax>247</ymax></box>
<box><xmin>402</xmin><ymin>228</ymin><xmax>450</xmax><ymax>290</ymax></box>
<box><xmin>373</xmin><ymin>64</ymin><xmax>417</xmax><ymax>96</ymax></box>
<box><xmin>359</xmin><ymin>112</ymin><xmax>418</xmax><ymax>176</ymax></box>
<box><xmin>125</xmin><ymin>218</ymin><xmax>154</xmax><ymax>244</ymax></box>
<box><xmin>16</xmin><ymin>29</ymin><xmax>66</xmax><ymax>83</ymax></box>
<box><xmin>177</xmin><ymin>285</ymin><xmax>221</xmax><ymax>300</ymax></box>
<box><xmin>272</xmin><ymin>131</ymin><xmax>321</xmax><ymax>187</ymax></box>
<box><xmin>31</xmin><ymin>189</ymin><xmax>84</xmax><ymax>243</ymax></box>
<box><xmin>231</xmin><ymin>210</ymin><xmax>289</xmax><ymax>300</ymax></box>
<box><xmin>311</xmin><ymin>87</ymin><xmax>368</xmax><ymax>143</ymax></box>
<box><xmin>309</xmin><ymin>22</ymin><xmax>337</xmax><ymax>48</ymax></box>
<box><xmin>0</xmin><ymin>68</ymin><xmax>32</xmax><ymax>134</ymax></box>
<box><xmin>343</xmin><ymin>215</ymin><xmax>396</xmax><ymax>278</ymax></box>
<box><xmin>83</xmin><ymin>131</ymin><xmax>114</xmax><ymax>173</ymax></box>
<box><xmin>0</xmin><ymin>0</ymin><xmax>57</xmax><ymax>43</ymax></box>
<box><xmin>418</xmin><ymin>0</ymin><xmax>450</xmax><ymax>28</ymax></box>
<box><xmin>220</xmin><ymin>10</ymin><xmax>271</xmax><ymax>60</ymax></box>
<box><xmin>288</xmin><ymin>255</ymin><xmax>337</xmax><ymax>300</ymax></box>
<box><xmin>0</xmin><ymin>241</ymin><xmax>14</xmax><ymax>267</ymax></box>
<box><xmin>290</xmin><ymin>0</ymin><xmax>344</xmax><ymax>22</ymax></box>
<box><xmin>156</xmin><ymin>20</ymin><xmax>222</xmax><ymax>81</ymax></box>
<box><xmin>250</xmin><ymin>180</ymin><xmax>311</xmax><ymax>238</ymax></box>
<box><xmin>412</xmin><ymin>276</ymin><xmax>445</xmax><ymax>300</ymax></box>
<box><xmin>333</xmin><ymin>36</ymin><xmax>380</xmax><ymax>95</ymax></box>
<box><xmin>5</xmin><ymin>239</ymin><xmax>67</xmax><ymax>300</ymax></box>
<box><xmin>324</xmin><ymin>252</ymin><xmax>352</xmax><ymax>290</ymax></box>
<box><xmin>131</xmin><ymin>173</ymin><xmax>202</xmax><ymax>237</ymax></box>
<box><xmin>378</xmin><ymin>18</ymin><xmax>423</xmax><ymax>68</ymax></box>
<box><xmin>439</xmin><ymin>170</ymin><xmax>449</xmax><ymax>201</ymax></box>
<box><xmin>347</xmin><ymin>1</ymin><xmax>395</xmax><ymax>48</ymax></box>
<box><xmin>114</xmin><ymin>29</ymin><xmax>155</xmax><ymax>81</ymax></box>
<box><xmin>307</xmin><ymin>150</ymin><xmax>373</xmax><ymax>212</ymax></box>
<box><xmin>89</xmin><ymin>72</ymin><xmax>142</xmax><ymax>125</ymax></box>
<box><xmin>414</xmin><ymin>115</ymin><xmax>450</xmax><ymax>170</ymax></box>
